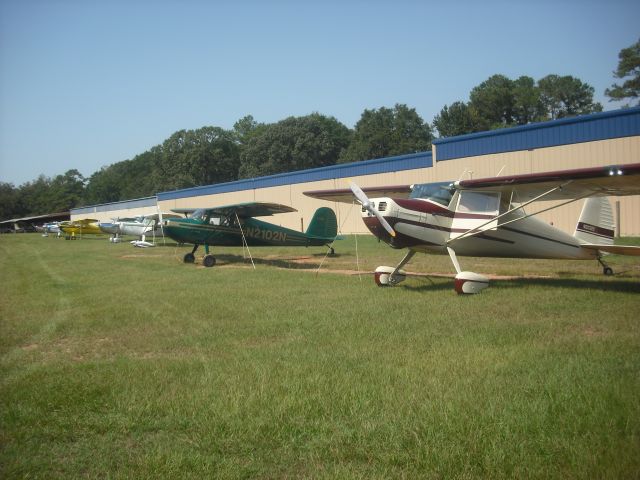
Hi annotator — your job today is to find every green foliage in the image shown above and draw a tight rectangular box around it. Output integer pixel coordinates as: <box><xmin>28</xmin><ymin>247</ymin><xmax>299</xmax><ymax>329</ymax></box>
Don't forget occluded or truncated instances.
<box><xmin>0</xmin><ymin>182</ymin><xmax>21</xmax><ymax>220</ymax></box>
<box><xmin>432</xmin><ymin>101</ymin><xmax>483</xmax><ymax>138</ymax></box>
<box><xmin>338</xmin><ymin>104</ymin><xmax>432</xmax><ymax>163</ymax></box>
<box><xmin>606</xmin><ymin>38</ymin><xmax>640</xmax><ymax>106</ymax></box>
<box><xmin>239</xmin><ymin>113</ymin><xmax>351</xmax><ymax>178</ymax></box>
<box><xmin>154</xmin><ymin>126</ymin><xmax>240</xmax><ymax>191</ymax></box>
<box><xmin>538</xmin><ymin>74</ymin><xmax>603</xmax><ymax>120</ymax></box>
<box><xmin>435</xmin><ymin>74</ymin><xmax>602</xmax><ymax>137</ymax></box>
<box><xmin>469</xmin><ymin>74</ymin><xmax>516</xmax><ymax>129</ymax></box>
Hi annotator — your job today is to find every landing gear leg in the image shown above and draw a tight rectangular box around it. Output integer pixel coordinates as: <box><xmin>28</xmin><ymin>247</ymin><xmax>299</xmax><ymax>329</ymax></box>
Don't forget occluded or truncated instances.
<box><xmin>597</xmin><ymin>255</ymin><xmax>614</xmax><ymax>275</ymax></box>
<box><xmin>374</xmin><ymin>250</ymin><xmax>415</xmax><ymax>286</ymax></box>
<box><xmin>184</xmin><ymin>244</ymin><xmax>199</xmax><ymax>263</ymax></box>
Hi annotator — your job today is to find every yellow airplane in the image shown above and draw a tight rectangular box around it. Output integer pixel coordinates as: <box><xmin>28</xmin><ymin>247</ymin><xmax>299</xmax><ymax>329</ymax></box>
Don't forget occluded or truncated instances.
<box><xmin>59</xmin><ymin>218</ymin><xmax>103</xmax><ymax>239</ymax></box>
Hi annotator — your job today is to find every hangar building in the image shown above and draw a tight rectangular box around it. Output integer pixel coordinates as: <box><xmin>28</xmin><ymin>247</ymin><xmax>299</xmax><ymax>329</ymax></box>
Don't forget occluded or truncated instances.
<box><xmin>73</xmin><ymin>106</ymin><xmax>640</xmax><ymax>236</ymax></box>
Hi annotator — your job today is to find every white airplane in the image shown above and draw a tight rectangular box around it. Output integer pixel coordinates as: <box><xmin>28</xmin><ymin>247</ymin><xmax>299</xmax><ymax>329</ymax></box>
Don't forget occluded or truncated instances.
<box><xmin>99</xmin><ymin>213</ymin><xmax>180</xmax><ymax>247</ymax></box>
<box><xmin>37</xmin><ymin>222</ymin><xmax>62</xmax><ymax>237</ymax></box>
<box><xmin>304</xmin><ymin>163</ymin><xmax>640</xmax><ymax>294</ymax></box>
<box><xmin>98</xmin><ymin>219</ymin><xmax>131</xmax><ymax>243</ymax></box>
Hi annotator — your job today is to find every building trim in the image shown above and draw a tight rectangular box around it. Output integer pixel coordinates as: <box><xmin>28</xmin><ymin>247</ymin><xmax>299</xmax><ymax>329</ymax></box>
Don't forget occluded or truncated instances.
<box><xmin>433</xmin><ymin>106</ymin><xmax>640</xmax><ymax>161</ymax></box>
<box><xmin>157</xmin><ymin>151</ymin><xmax>433</xmax><ymax>201</ymax></box>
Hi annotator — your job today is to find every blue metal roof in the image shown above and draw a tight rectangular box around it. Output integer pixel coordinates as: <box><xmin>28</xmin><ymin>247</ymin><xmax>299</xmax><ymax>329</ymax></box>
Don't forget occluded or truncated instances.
<box><xmin>157</xmin><ymin>151</ymin><xmax>433</xmax><ymax>201</ymax></box>
<box><xmin>433</xmin><ymin>106</ymin><xmax>640</xmax><ymax>161</ymax></box>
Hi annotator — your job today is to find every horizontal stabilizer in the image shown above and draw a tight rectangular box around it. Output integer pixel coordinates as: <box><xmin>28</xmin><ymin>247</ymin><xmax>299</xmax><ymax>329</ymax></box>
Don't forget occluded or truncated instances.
<box><xmin>581</xmin><ymin>244</ymin><xmax>640</xmax><ymax>256</ymax></box>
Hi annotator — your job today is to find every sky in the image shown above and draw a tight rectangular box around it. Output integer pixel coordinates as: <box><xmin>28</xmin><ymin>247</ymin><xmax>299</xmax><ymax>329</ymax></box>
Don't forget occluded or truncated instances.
<box><xmin>0</xmin><ymin>0</ymin><xmax>638</xmax><ymax>186</ymax></box>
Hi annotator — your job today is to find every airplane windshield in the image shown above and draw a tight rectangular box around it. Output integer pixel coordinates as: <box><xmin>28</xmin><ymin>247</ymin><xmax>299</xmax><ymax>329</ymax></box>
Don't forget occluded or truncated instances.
<box><xmin>190</xmin><ymin>209</ymin><xmax>208</xmax><ymax>221</ymax></box>
<box><xmin>409</xmin><ymin>181</ymin><xmax>455</xmax><ymax>207</ymax></box>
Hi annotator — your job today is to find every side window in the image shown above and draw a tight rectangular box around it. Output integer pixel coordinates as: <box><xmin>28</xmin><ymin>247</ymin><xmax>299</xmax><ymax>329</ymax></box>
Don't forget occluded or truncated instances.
<box><xmin>209</xmin><ymin>216</ymin><xmax>221</xmax><ymax>226</ymax></box>
<box><xmin>457</xmin><ymin>191</ymin><xmax>500</xmax><ymax>214</ymax></box>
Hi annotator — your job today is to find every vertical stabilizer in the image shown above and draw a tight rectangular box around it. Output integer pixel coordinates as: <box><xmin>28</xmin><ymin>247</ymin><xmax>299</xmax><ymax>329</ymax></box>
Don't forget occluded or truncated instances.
<box><xmin>305</xmin><ymin>207</ymin><xmax>338</xmax><ymax>239</ymax></box>
<box><xmin>574</xmin><ymin>197</ymin><xmax>614</xmax><ymax>245</ymax></box>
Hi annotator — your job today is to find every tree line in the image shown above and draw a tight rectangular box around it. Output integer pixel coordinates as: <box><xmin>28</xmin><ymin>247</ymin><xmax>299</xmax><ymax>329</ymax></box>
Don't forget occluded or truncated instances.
<box><xmin>1</xmin><ymin>38</ymin><xmax>638</xmax><ymax>222</ymax></box>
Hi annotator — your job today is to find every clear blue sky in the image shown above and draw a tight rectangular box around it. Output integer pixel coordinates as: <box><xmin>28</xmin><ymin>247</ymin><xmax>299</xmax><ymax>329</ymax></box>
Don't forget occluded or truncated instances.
<box><xmin>1</xmin><ymin>0</ymin><xmax>638</xmax><ymax>186</ymax></box>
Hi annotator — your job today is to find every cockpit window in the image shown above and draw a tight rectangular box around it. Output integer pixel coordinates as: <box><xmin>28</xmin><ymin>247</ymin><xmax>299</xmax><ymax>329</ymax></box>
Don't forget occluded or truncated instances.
<box><xmin>409</xmin><ymin>181</ymin><xmax>455</xmax><ymax>207</ymax></box>
<box><xmin>190</xmin><ymin>209</ymin><xmax>207</xmax><ymax>221</ymax></box>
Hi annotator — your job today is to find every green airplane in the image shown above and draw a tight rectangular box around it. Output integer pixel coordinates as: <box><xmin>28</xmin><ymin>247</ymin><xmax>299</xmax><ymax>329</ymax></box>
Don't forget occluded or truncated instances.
<box><xmin>164</xmin><ymin>202</ymin><xmax>339</xmax><ymax>267</ymax></box>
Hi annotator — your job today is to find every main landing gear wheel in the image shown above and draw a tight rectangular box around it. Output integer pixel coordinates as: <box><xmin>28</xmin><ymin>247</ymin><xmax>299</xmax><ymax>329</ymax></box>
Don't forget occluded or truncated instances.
<box><xmin>597</xmin><ymin>256</ymin><xmax>614</xmax><ymax>276</ymax></box>
<box><xmin>203</xmin><ymin>254</ymin><xmax>216</xmax><ymax>268</ymax></box>
<box><xmin>183</xmin><ymin>252</ymin><xmax>195</xmax><ymax>263</ymax></box>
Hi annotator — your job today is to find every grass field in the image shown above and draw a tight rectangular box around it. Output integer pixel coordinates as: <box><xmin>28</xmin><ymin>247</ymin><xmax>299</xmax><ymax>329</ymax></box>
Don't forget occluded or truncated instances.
<box><xmin>1</xmin><ymin>233</ymin><xmax>639</xmax><ymax>479</ymax></box>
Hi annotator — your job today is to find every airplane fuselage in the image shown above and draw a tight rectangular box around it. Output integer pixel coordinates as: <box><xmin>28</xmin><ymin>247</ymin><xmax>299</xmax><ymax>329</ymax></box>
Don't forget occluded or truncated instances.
<box><xmin>59</xmin><ymin>222</ymin><xmax>102</xmax><ymax>236</ymax></box>
<box><xmin>362</xmin><ymin>197</ymin><xmax>597</xmax><ymax>261</ymax></box>
<box><xmin>164</xmin><ymin>217</ymin><xmax>331</xmax><ymax>247</ymax></box>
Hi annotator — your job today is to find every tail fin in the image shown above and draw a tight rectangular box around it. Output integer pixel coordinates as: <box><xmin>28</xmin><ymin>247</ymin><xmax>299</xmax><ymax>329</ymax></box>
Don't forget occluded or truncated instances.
<box><xmin>305</xmin><ymin>207</ymin><xmax>338</xmax><ymax>239</ymax></box>
<box><xmin>574</xmin><ymin>197</ymin><xmax>615</xmax><ymax>245</ymax></box>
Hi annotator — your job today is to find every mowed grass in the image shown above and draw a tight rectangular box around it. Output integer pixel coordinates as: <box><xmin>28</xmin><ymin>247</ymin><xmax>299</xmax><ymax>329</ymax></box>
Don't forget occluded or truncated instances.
<box><xmin>1</xmin><ymin>234</ymin><xmax>639</xmax><ymax>479</ymax></box>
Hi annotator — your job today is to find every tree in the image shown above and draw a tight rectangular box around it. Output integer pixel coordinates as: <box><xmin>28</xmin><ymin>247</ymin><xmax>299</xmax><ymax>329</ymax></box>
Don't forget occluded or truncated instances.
<box><xmin>239</xmin><ymin>113</ymin><xmax>351</xmax><ymax>178</ymax></box>
<box><xmin>605</xmin><ymin>38</ymin><xmax>640</xmax><ymax>106</ymax></box>
<box><xmin>538</xmin><ymin>74</ymin><xmax>602</xmax><ymax>120</ymax></box>
<box><xmin>469</xmin><ymin>74</ymin><xmax>515</xmax><ymax>129</ymax></box>
<box><xmin>338</xmin><ymin>104</ymin><xmax>432</xmax><ymax>163</ymax></box>
<box><xmin>512</xmin><ymin>76</ymin><xmax>546</xmax><ymax>125</ymax></box>
<box><xmin>433</xmin><ymin>101</ymin><xmax>483</xmax><ymax>137</ymax></box>
<box><xmin>233</xmin><ymin>115</ymin><xmax>264</xmax><ymax>146</ymax></box>
<box><xmin>0</xmin><ymin>182</ymin><xmax>21</xmax><ymax>220</ymax></box>
<box><xmin>155</xmin><ymin>127</ymin><xmax>240</xmax><ymax>191</ymax></box>
<box><xmin>47</xmin><ymin>169</ymin><xmax>86</xmax><ymax>212</ymax></box>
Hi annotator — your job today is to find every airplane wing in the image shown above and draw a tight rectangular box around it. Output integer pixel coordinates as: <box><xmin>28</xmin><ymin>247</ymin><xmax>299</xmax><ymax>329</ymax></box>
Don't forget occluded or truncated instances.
<box><xmin>174</xmin><ymin>202</ymin><xmax>297</xmax><ymax>218</ymax></box>
<box><xmin>303</xmin><ymin>185</ymin><xmax>412</xmax><ymax>203</ymax></box>
<box><xmin>456</xmin><ymin>163</ymin><xmax>640</xmax><ymax>201</ymax></box>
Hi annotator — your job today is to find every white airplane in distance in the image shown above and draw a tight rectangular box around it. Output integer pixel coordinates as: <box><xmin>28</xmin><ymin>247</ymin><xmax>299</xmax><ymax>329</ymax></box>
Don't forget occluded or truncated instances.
<box><xmin>304</xmin><ymin>163</ymin><xmax>640</xmax><ymax>294</ymax></box>
<box><xmin>99</xmin><ymin>213</ymin><xmax>181</xmax><ymax>247</ymax></box>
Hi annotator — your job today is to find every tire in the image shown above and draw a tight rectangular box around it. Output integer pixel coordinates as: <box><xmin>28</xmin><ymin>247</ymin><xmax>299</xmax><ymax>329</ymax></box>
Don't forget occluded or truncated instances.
<box><xmin>203</xmin><ymin>255</ymin><xmax>216</xmax><ymax>268</ymax></box>
<box><xmin>184</xmin><ymin>253</ymin><xmax>195</xmax><ymax>263</ymax></box>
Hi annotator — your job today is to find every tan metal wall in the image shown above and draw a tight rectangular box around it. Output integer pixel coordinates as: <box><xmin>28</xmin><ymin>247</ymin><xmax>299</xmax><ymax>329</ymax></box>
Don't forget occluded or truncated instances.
<box><xmin>157</xmin><ymin>135</ymin><xmax>640</xmax><ymax>236</ymax></box>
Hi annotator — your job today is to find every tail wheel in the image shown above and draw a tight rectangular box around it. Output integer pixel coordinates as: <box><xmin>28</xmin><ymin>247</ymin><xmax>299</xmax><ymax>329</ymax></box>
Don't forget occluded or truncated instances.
<box><xmin>203</xmin><ymin>254</ymin><xmax>216</xmax><ymax>268</ymax></box>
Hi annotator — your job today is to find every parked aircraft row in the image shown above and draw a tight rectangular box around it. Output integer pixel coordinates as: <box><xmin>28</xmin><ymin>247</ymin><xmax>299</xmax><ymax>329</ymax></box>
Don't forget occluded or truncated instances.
<box><xmin>36</xmin><ymin>163</ymin><xmax>640</xmax><ymax>294</ymax></box>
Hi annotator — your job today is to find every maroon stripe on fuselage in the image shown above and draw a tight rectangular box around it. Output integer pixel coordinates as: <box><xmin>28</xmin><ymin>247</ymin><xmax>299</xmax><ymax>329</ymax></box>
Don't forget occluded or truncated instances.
<box><xmin>576</xmin><ymin>222</ymin><xmax>614</xmax><ymax>239</ymax></box>
<box><xmin>394</xmin><ymin>198</ymin><xmax>451</xmax><ymax>215</ymax></box>
<box><xmin>393</xmin><ymin>198</ymin><xmax>495</xmax><ymax>220</ymax></box>
<box><xmin>363</xmin><ymin>214</ymin><xmax>514</xmax><ymax>246</ymax></box>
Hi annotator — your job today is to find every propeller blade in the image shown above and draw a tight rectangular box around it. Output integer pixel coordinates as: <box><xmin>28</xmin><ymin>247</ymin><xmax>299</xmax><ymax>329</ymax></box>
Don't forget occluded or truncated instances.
<box><xmin>349</xmin><ymin>181</ymin><xmax>396</xmax><ymax>237</ymax></box>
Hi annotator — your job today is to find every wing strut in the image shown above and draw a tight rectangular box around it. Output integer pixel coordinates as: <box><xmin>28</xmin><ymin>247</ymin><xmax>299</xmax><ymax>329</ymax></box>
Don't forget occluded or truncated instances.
<box><xmin>446</xmin><ymin>247</ymin><xmax>462</xmax><ymax>274</ymax></box>
<box><xmin>236</xmin><ymin>213</ymin><xmax>256</xmax><ymax>269</ymax></box>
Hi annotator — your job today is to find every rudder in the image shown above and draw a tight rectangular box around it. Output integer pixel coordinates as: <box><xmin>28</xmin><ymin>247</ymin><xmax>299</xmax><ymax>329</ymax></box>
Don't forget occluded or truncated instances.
<box><xmin>574</xmin><ymin>197</ymin><xmax>615</xmax><ymax>245</ymax></box>
<box><xmin>306</xmin><ymin>207</ymin><xmax>338</xmax><ymax>239</ymax></box>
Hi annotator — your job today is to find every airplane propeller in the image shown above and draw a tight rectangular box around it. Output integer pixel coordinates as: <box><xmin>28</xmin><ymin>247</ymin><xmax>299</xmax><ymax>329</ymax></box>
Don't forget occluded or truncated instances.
<box><xmin>349</xmin><ymin>181</ymin><xmax>396</xmax><ymax>237</ymax></box>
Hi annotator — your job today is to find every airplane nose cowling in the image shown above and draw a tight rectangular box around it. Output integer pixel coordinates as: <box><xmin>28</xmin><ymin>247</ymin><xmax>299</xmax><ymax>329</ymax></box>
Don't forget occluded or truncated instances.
<box><xmin>363</xmin><ymin>215</ymin><xmax>395</xmax><ymax>244</ymax></box>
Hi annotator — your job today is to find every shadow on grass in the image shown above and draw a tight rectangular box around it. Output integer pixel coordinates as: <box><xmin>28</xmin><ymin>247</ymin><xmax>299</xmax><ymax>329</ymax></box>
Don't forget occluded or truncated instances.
<box><xmin>208</xmin><ymin>253</ymin><xmax>344</xmax><ymax>271</ymax></box>
<box><xmin>402</xmin><ymin>275</ymin><xmax>640</xmax><ymax>294</ymax></box>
